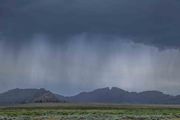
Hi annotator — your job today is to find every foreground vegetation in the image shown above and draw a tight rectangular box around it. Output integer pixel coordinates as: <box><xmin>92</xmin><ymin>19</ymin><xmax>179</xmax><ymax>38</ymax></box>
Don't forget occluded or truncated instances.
<box><xmin>0</xmin><ymin>103</ymin><xmax>180</xmax><ymax>120</ymax></box>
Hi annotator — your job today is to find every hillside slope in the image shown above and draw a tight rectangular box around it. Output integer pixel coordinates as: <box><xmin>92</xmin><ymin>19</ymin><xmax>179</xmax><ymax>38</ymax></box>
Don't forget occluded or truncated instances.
<box><xmin>0</xmin><ymin>88</ymin><xmax>61</xmax><ymax>105</ymax></box>
<box><xmin>64</xmin><ymin>87</ymin><xmax>178</xmax><ymax>104</ymax></box>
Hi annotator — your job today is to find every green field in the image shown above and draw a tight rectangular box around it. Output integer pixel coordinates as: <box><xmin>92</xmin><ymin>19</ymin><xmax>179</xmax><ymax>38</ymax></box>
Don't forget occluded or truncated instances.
<box><xmin>0</xmin><ymin>103</ymin><xmax>180</xmax><ymax>120</ymax></box>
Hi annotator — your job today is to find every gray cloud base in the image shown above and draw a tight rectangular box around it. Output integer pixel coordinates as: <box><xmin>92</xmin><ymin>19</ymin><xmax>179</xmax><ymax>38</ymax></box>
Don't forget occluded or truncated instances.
<box><xmin>0</xmin><ymin>34</ymin><xmax>180</xmax><ymax>95</ymax></box>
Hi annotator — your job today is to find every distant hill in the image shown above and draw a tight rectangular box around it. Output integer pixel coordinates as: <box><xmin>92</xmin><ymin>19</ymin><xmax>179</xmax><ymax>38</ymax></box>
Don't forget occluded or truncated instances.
<box><xmin>0</xmin><ymin>88</ymin><xmax>62</xmax><ymax>105</ymax></box>
<box><xmin>1</xmin><ymin>87</ymin><xmax>180</xmax><ymax>105</ymax></box>
<box><xmin>61</xmin><ymin>87</ymin><xmax>179</xmax><ymax>104</ymax></box>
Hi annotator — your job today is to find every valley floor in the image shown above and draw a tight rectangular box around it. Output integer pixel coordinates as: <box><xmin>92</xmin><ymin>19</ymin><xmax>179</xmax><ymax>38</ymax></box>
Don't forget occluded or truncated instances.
<box><xmin>0</xmin><ymin>103</ymin><xmax>180</xmax><ymax>120</ymax></box>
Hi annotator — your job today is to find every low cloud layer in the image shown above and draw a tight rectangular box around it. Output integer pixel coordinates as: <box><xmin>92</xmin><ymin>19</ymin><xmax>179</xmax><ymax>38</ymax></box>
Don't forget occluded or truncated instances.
<box><xmin>0</xmin><ymin>34</ymin><xmax>180</xmax><ymax>95</ymax></box>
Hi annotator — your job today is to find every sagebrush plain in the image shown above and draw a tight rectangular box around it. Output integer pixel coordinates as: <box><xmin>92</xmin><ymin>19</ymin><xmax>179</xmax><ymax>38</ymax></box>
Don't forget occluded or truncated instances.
<box><xmin>0</xmin><ymin>103</ymin><xmax>180</xmax><ymax>120</ymax></box>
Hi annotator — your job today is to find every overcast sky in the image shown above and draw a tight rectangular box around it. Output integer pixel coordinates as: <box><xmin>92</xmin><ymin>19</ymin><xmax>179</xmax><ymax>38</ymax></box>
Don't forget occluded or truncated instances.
<box><xmin>0</xmin><ymin>0</ymin><xmax>180</xmax><ymax>95</ymax></box>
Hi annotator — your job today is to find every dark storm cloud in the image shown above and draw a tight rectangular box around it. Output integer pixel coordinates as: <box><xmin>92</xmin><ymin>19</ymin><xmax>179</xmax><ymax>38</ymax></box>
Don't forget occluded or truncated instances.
<box><xmin>1</xmin><ymin>1</ymin><xmax>180</xmax><ymax>95</ymax></box>
<box><xmin>1</xmin><ymin>0</ymin><xmax>180</xmax><ymax>48</ymax></box>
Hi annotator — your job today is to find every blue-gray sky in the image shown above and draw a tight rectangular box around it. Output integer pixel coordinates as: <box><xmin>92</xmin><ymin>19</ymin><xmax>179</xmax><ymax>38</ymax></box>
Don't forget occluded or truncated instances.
<box><xmin>0</xmin><ymin>0</ymin><xmax>180</xmax><ymax>95</ymax></box>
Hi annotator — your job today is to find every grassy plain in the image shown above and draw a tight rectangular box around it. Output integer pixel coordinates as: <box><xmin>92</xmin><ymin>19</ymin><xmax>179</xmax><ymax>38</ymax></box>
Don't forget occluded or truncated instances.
<box><xmin>0</xmin><ymin>103</ymin><xmax>180</xmax><ymax>120</ymax></box>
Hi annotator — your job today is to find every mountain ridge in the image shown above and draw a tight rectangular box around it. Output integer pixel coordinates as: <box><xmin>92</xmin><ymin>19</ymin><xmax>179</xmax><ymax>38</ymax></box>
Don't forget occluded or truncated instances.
<box><xmin>0</xmin><ymin>88</ymin><xmax>62</xmax><ymax>105</ymax></box>
<box><xmin>1</xmin><ymin>87</ymin><xmax>180</xmax><ymax>105</ymax></box>
<box><xmin>56</xmin><ymin>87</ymin><xmax>180</xmax><ymax>104</ymax></box>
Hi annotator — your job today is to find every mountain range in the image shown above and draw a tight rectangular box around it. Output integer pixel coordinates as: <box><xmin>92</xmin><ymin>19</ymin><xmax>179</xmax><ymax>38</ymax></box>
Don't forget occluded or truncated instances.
<box><xmin>1</xmin><ymin>87</ymin><xmax>180</xmax><ymax>105</ymax></box>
